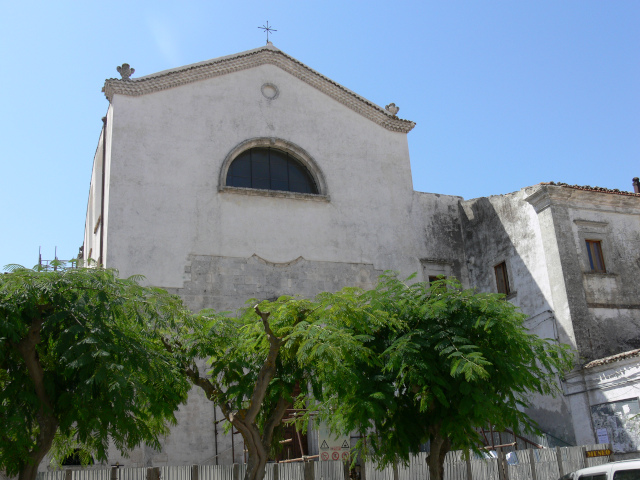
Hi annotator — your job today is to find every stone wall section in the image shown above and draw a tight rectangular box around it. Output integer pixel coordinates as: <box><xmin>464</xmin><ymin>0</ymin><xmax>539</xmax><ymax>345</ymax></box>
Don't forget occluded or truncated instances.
<box><xmin>133</xmin><ymin>254</ymin><xmax>385</xmax><ymax>466</ymax></box>
<box><xmin>167</xmin><ymin>254</ymin><xmax>384</xmax><ymax>313</ymax></box>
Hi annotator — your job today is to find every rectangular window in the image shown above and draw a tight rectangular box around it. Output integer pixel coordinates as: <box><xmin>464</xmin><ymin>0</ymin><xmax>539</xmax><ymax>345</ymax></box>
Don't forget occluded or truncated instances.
<box><xmin>585</xmin><ymin>240</ymin><xmax>606</xmax><ymax>272</ymax></box>
<box><xmin>494</xmin><ymin>262</ymin><xmax>510</xmax><ymax>295</ymax></box>
<box><xmin>614</xmin><ymin>470</ymin><xmax>640</xmax><ymax>480</ymax></box>
<box><xmin>428</xmin><ymin>275</ymin><xmax>445</xmax><ymax>292</ymax></box>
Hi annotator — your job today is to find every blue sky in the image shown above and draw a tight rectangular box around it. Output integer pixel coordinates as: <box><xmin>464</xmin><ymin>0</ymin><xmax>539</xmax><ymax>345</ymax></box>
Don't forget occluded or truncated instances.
<box><xmin>1</xmin><ymin>1</ymin><xmax>638</xmax><ymax>270</ymax></box>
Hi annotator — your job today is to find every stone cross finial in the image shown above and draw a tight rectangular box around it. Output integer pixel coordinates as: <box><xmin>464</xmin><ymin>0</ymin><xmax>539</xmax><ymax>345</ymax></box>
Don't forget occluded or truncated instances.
<box><xmin>117</xmin><ymin>63</ymin><xmax>135</xmax><ymax>80</ymax></box>
<box><xmin>385</xmin><ymin>103</ymin><xmax>400</xmax><ymax>116</ymax></box>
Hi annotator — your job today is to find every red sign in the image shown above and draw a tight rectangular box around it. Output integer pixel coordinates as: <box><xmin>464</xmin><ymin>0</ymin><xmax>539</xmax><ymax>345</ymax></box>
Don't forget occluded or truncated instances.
<box><xmin>321</xmin><ymin>452</ymin><xmax>330</xmax><ymax>461</ymax></box>
<box><xmin>332</xmin><ymin>452</ymin><xmax>340</xmax><ymax>460</ymax></box>
<box><xmin>342</xmin><ymin>452</ymin><xmax>350</xmax><ymax>460</ymax></box>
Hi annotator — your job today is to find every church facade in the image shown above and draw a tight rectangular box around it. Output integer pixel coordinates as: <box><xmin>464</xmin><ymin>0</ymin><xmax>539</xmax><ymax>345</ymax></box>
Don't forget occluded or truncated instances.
<box><xmin>80</xmin><ymin>43</ymin><xmax>640</xmax><ymax>466</ymax></box>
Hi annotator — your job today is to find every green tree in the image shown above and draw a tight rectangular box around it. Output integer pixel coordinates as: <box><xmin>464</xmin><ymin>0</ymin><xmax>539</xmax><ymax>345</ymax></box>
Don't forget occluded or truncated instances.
<box><xmin>0</xmin><ymin>265</ymin><xmax>191</xmax><ymax>480</ymax></box>
<box><xmin>164</xmin><ymin>289</ymin><xmax>381</xmax><ymax>480</ymax></box>
<box><xmin>316</xmin><ymin>274</ymin><xmax>573</xmax><ymax>480</ymax></box>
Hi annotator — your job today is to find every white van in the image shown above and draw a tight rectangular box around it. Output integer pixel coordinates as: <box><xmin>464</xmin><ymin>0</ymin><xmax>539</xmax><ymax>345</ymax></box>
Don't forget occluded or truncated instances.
<box><xmin>560</xmin><ymin>460</ymin><xmax>640</xmax><ymax>480</ymax></box>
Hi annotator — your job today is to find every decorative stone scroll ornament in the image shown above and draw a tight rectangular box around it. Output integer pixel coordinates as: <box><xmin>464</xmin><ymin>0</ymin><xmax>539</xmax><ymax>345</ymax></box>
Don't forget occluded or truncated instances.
<box><xmin>117</xmin><ymin>63</ymin><xmax>135</xmax><ymax>80</ymax></box>
<box><xmin>385</xmin><ymin>103</ymin><xmax>400</xmax><ymax>116</ymax></box>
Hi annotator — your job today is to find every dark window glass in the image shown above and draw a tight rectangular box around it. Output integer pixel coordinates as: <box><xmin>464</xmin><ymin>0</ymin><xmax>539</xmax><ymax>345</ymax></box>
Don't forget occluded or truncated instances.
<box><xmin>270</xmin><ymin>156</ymin><xmax>288</xmax><ymax>182</ymax></box>
<box><xmin>586</xmin><ymin>240</ymin><xmax>606</xmax><ymax>273</ymax></box>
<box><xmin>225</xmin><ymin>147</ymin><xmax>318</xmax><ymax>194</ymax></box>
<box><xmin>289</xmin><ymin>163</ymin><xmax>312</xmax><ymax>193</ymax></box>
<box><xmin>494</xmin><ymin>262</ymin><xmax>510</xmax><ymax>295</ymax></box>
<box><xmin>271</xmin><ymin>179</ymin><xmax>289</xmax><ymax>191</ymax></box>
<box><xmin>251</xmin><ymin>148</ymin><xmax>270</xmax><ymax>187</ymax></box>
<box><xmin>227</xmin><ymin>151</ymin><xmax>252</xmax><ymax>188</ymax></box>
<box><xmin>614</xmin><ymin>470</ymin><xmax>640</xmax><ymax>480</ymax></box>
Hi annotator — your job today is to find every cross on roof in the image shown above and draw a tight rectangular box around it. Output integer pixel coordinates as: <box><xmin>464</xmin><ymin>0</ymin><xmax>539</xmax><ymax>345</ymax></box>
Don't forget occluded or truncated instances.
<box><xmin>258</xmin><ymin>21</ymin><xmax>277</xmax><ymax>44</ymax></box>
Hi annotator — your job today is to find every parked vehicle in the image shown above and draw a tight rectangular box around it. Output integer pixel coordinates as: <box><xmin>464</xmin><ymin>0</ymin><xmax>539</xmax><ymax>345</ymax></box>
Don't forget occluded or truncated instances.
<box><xmin>560</xmin><ymin>460</ymin><xmax>640</xmax><ymax>480</ymax></box>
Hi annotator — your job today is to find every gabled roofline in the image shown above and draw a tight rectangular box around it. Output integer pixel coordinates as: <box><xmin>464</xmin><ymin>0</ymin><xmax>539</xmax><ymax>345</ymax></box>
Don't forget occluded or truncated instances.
<box><xmin>102</xmin><ymin>43</ymin><xmax>416</xmax><ymax>133</ymax></box>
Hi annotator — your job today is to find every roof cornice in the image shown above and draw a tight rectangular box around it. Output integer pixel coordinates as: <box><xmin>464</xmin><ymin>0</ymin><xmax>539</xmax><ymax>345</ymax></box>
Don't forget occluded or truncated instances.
<box><xmin>583</xmin><ymin>348</ymin><xmax>640</xmax><ymax>369</ymax></box>
<box><xmin>524</xmin><ymin>184</ymin><xmax>640</xmax><ymax>215</ymax></box>
<box><xmin>541</xmin><ymin>182</ymin><xmax>640</xmax><ymax>198</ymax></box>
<box><xmin>102</xmin><ymin>44</ymin><xmax>416</xmax><ymax>133</ymax></box>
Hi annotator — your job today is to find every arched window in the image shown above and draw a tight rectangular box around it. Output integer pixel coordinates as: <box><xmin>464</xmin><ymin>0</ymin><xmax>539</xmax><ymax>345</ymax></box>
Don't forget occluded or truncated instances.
<box><xmin>226</xmin><ymin>147</ymin><xmax>318</xmax><ymax>194</ymax></box>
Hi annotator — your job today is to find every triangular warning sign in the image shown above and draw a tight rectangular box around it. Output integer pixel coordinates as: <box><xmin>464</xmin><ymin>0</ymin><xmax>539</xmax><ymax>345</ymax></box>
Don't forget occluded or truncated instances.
<box><xmin>341</xmin><ymin>440</ymin><xmax>349</xmax><ymax>449</ymax></box>
<box><xmin>320</xmin><ymin>440</ymin><xmax>329</xmax><ymax>449</ymax></box>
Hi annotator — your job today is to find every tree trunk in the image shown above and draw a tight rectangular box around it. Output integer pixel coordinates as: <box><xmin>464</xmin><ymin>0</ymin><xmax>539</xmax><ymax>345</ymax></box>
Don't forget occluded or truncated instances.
<box><xmin>19</xmin><ymin>463</ymin><xmax>41</xmax><ymax>480</ymax></box>
<box><xmin>234</xmin><ymin>395</ymin><xmax>290</xmax><ymax>480</ymax></box>
<box><xmin>426</xmin><ymin>431</ymin><xmax>451</xmax><ymax>480</ymax></box>
<box><xmin>236</xmin><ymin>307</ymin><xmax>288</xmax><ymax>480</ymax></box>
<box><xmin>230</xmin><ymin>416</ymin><xmax>270</xmax><ymax>480</ymax></box>
<box><xmin>17</xmin><ymin>412</ymin><xmax>58</xmax><ymax>480</ymax></box>
<box><xmin>177</xmin><ymin>307</ymin><xmax>289</xmax><ymax>480</ymax></box>
<box><xmin>15</xmin><ymin>317</ymin><xmax>59</xmax><ymax>480</ymax></box>
<box><xmin>244</xmin><ymin>445</ymin><xmax>269</xmax><ymax>480</ymax></box>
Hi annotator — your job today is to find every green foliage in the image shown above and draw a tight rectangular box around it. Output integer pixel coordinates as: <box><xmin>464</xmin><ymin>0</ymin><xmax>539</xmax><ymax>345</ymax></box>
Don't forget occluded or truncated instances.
<box><xmin>0</xmin><ymin>265</ymin><xmax>191</xmax><ymax>476</ymax></box>
<box><xmin>164</xmin><ymin>287</ymin><xmax>385</xmax><ymax>470</ymax></box>
<box><xmin>48</xmin><ymin>432</ymin><xmax>95</xmax><ymax>469</ymax></box>
<box><xmin>317</xmin><ymin>273</ymin><xmax>573</xmax><ymax>467</ymax></box>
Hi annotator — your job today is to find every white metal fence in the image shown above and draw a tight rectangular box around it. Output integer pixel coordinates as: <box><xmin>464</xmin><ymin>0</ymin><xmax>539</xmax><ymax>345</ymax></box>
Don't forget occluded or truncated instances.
<box><xmin>35</xmin><ymin>444</ymin><xmax>611</xmax><ymax>480</ymax></box>
<box><xmin>365</xmin><ymin>444</ymin><xmax>611</xmax><ymax>480</ymax></box>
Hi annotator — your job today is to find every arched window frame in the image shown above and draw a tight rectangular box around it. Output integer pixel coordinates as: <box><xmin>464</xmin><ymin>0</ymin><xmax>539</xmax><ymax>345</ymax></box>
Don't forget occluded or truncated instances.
<box><xmin>218</xmin><ymin>138</ymin><xmax>328</xmax><ymax>200</ymax></box>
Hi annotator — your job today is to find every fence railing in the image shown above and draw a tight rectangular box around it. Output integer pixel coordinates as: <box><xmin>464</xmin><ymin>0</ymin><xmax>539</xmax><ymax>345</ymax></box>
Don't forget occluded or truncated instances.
<box><xmin>365</xmin><ymin>444</ymin><xmax>611</xmax><ymax>480</ymax></box>
<box><xmin>34</xmin><ymin>444</ymin><xmax>611</xmax><ymax>480</ymax></box>
<box><xmin>35</xmin><ymin>462</ymin><xmax>346</xmax><ymax>480</ymax></box>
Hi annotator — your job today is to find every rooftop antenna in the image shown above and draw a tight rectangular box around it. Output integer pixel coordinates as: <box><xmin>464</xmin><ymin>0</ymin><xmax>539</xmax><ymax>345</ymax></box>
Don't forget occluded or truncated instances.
<box><xmin>258</xmin><ymin>21</ymin><xmax>277</xmax><ymax>44</ymax></box>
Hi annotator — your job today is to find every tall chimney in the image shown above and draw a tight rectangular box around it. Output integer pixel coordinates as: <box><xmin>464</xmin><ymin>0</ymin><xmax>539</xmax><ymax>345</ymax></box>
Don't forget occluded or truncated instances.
<box><xmin>633</xmin><ymin>177</ymin><xmax>640</xmax><ymax>194</ymax></box>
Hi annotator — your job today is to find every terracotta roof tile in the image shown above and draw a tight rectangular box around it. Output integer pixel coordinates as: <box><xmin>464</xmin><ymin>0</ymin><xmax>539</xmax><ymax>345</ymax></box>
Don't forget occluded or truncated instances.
<box><xmin>541</xmin><ymin>182</ymin><xmax>640</xmax><ymax>197</ymax></box>
<box><xmin>583</xmin><ymin>348</ymin><xmax>640</xmax><ymax>369</ymax></box>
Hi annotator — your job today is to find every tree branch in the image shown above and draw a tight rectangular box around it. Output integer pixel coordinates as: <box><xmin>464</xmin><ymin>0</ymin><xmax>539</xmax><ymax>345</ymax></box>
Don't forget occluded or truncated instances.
<box><xmin>245</xmin><ymin>305</ymin><xmax>283</xmax><ymax>424</ymax></box>
<box><xmin>161</xmin><ymin>337</ymin><xmax>231</xmax><ymax>414</ymax></box>
<box><xmin>261</xmin><ymin>394</ymin><xmax>290</xmax><ymax>450</ymax></box>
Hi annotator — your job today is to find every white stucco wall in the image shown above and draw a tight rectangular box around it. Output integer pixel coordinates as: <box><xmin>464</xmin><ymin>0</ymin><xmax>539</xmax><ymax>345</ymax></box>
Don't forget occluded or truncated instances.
<box><xmin>83</xmin><ymin>129</ymin><xmax>103</xmax><ymax>264</ymax></box>
<box><xmin>83</xmin><ymin>62</ymin><xmax>436</xmax><ymax>466</ymax></box>
<box><xmin>460</xmin><ymin>189</ymin><xmax>556</xmax><ymax>321</ymax></box>
<box><xmin>83</xmin><ymin>106</ymin><xmax>113</xmax><ymax>266</ymax></box>
<box><xmin>410</xmin><ymin>191</ymin><xmax>468</xmax><ymax>285</ymax></box>
<box><xmin>459</xmin><ymin>188</ymin><xmax>579</xmax><ymax>444</ymax></box>
<box><xmin>103</xmin><ymin>64</ymin><xmax>422</xmax><ymax>288</ymax></box>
